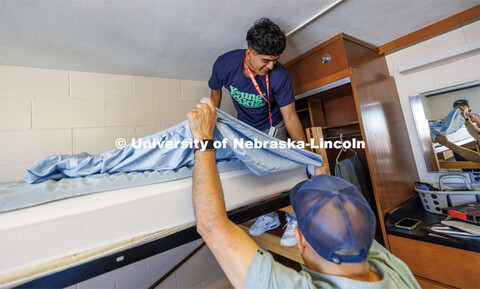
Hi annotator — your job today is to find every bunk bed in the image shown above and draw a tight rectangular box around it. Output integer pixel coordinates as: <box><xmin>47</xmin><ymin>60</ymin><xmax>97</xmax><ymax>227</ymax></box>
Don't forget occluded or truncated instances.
<box><xmin>0</xmin><ymin>107</ymin><xmax>325</xmax><ymax>288</ymax></box>
<box><xmin>0</xmin><ymin>163</ymin><xmax>308</xmax><ymax>288</ymax></box>
<box><xmin>434</xmin><ymin>126</ymin><xmax>476</xmax><ymax>153</ymax></box>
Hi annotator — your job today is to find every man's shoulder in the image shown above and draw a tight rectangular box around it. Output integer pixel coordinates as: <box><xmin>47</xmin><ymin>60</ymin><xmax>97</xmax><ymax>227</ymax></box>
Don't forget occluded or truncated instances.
<box><xmin>367</xmin><ymin>241</ymin><xmax>399</xmax><ymax>267</ymax></box>
<box><xmin>368</xmin><ymin>240</ymin><xmax>391</xmax><ymax>257</ymax></box>
<box><xmin>367</xmin><ymin>241</ymin><xmax>420</xmax><ymax>288</ymax></box>
<box><xmin>216</xmin><ymin>49</ymin><xmax>245</xmax><ymax>63</ymax></box>
<box><xmin>271</xmin><ymin>62</ymin><xmax>290</xmax><ymax>81</ymax></box>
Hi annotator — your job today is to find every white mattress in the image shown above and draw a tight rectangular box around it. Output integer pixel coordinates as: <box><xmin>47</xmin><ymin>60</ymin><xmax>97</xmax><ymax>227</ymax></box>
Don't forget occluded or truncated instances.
<box><xmin>0</xmin><ymin>166</ymin><xmax>307</xmax><ymax>285</ymax></box>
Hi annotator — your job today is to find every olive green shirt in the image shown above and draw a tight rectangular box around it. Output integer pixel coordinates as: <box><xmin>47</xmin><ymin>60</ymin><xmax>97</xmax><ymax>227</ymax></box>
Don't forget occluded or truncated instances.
<box><xmin>244</xmin><ymin>241</ymin><xmax>420</xmax><ymax>289</ymax></box>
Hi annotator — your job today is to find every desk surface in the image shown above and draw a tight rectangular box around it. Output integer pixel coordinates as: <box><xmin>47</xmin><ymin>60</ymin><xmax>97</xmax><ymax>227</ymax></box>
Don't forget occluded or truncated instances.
<box><xmin>385</xmin><ymin>196</ymin><xmax>479</xmax><ymax>253</ymax></box>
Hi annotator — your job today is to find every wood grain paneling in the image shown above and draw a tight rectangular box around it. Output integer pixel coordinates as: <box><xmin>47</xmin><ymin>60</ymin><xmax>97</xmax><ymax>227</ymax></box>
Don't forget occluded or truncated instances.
<box><xmin>308</xmin><ymin>99</ymin><xmax>326</xmax><ymax>127</ymax></box>
<box><xmin>286</xmin><ymin>34</ymin><xmax>390</xmax><ymax>96</ymax></box>
<box><xmin>287</xmin><ymin>40</ymin><xmax>348</xmax><ymax>92</ymax></box>
<box><xmin>292</xmin><ymin>69</ymin><xmax>350</xmax><ymax>96</ymax></box>
<box><xmin>377</xmin><ymin>5</ymin><xmax>480</xmax><ymax>55</ymax></box>
<box><xmin>344</xmin><ymin>39</ymin><xmax>389</xmax><ymax>76</ymax></box>
<box><xmin>350</xmin><ymin>68</ymin><xmax>419</xmax><ymax>244</ymax></box>
<box><xmin>307</xmin><ymin>82</ymin><xmax>353</xmax><ymax>102</ymax></box>
<box><xmin>285</xmin><ymin>34</ymin><xmax>344</xmax><ymax>68</ymax></box>
<box><xmin>439</xmin><ymin>161</ymin><xmax>480</xmax><ymax>169</ymax></box>
<box><xmin>306</xmin><ymin>82</ymin><xmax>355</xmax><ymax>128</ymax></box>
<box><xmin>285</xmin><ymin>33</ymin><xmax>376</xmax><ymax>68</ymax></box>
<box><xmin>372</xmin><ymin>171</ymin><xmax>418</xmax><ymax>217</ymax></box>
<box><xmin>322</xmin><ymin>123</ymin><xmax>361</xmax><ymax>139</ymax></box>
<box><xmin>322</xmin><ymin>95</ymin><xmax>357</xmax><ymax>126</ymax></box>
<box><xmin>342</xmin><ymin>34</ymin><xmax>376</xmax><ymax>50</ymax></box>
<box><xmin>389</xmin><ymin>235</ymin><xmax>480</xmax><ymax>289</ymax></box>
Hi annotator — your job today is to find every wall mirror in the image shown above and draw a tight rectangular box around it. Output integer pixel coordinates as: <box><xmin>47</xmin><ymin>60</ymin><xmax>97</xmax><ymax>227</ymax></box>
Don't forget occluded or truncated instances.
<box><xmin>410</xmin><ymin>80</ymin><xmax>480</xmax><ymax>172</ymax></box>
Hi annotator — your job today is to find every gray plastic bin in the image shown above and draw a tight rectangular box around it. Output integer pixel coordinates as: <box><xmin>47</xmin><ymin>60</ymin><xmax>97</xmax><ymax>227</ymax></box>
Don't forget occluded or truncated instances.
<box><xmin>415</xmin><ymin>175</ymin><xmax>480</xmax><ymax>214</ymax></box>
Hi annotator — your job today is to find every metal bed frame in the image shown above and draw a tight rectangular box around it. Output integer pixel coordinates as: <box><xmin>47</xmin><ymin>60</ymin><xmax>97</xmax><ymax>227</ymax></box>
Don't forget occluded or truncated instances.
<box><xmin>16</xmin><ymin>191</ymin><xmax>291</xmax><ymax>288</ymax></box>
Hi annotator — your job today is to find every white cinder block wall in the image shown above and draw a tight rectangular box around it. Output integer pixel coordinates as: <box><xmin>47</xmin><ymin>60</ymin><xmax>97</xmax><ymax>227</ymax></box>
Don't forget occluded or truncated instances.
<box><xmin>0</xmin><ymin>65</ymin><xmax>235</xmax><ymax>182</ymax></box>
<box><xmin>72</xmin><ymin>240</ymin><xmax>230</xmax><ymax>289</ymax></box>
<box><xmin>386</xmin><ymin>20</ymin><xmax>480</xmax><ymax>183</ymax></box>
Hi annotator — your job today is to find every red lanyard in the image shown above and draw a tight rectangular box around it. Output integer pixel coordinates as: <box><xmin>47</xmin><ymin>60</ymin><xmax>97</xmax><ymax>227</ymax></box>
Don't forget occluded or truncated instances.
<box><xmin>244</xmin><ymin>58</ymin><xmax>272</xmax><ymax>125</ymax></box>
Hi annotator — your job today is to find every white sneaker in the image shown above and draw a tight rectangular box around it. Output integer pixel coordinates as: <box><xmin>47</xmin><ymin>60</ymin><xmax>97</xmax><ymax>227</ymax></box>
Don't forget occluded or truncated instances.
<box><xmin>249</xmin><ymin>213</ymin><xmax>281</xmax><ymax>236</ymax></box>
<box><xmin>280</xmin><ymin>217</ymin><xmax>297</xmax><ymax>247</ymax></box>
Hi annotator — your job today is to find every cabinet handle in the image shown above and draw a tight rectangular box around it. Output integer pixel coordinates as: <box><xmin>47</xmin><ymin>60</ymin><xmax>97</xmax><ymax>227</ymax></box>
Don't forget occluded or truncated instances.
<box><xmin>322</xmin><ymin>54</ymin><xmax>331</xmax><ymax>64</ymax></box>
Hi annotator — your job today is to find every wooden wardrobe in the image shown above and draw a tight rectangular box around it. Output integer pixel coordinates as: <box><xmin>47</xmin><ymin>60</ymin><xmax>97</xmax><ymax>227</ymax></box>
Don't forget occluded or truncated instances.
<box><xmin>284</xmin><ymin>33</ymin><xmax>419</xmax><ymax>247</ymax></box>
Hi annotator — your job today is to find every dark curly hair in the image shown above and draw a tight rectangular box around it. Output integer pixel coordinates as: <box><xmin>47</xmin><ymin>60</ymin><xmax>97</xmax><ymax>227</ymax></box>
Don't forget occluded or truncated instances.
<box><xmin>246</xmin><ymin>18</ymin><xmax>286</xmax><ymax>56</ymax></box>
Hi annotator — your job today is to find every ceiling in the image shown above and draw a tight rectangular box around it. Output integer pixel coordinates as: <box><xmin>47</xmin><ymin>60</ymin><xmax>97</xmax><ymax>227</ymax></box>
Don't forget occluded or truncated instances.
<box><xmin>0</xmin><ymin>0</ymin><xmax>477</xmax><ymax>81</ymax></box>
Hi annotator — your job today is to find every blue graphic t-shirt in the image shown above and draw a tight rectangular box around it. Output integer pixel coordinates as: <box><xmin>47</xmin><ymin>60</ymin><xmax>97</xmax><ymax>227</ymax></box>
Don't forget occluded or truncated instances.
<box><xmin>208</xmin><ymin>49</ymin><xmax>295</xmax><ymax>131</ymax></box>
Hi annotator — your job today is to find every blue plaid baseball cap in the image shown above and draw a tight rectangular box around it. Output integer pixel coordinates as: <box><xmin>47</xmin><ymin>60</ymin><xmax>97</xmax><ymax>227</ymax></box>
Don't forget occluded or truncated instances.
<box><xmin>290</xmin><ymin>175</ymin><xmax>375</xmax><ymax>264</ymax></box>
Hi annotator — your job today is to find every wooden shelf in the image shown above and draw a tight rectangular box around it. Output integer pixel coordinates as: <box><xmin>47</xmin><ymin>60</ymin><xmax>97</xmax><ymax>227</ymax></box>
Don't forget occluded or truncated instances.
<box><xmin>321</xmin><ymin>121</ymin><xmax>359</xmax><ymax>130</ymax></box>
<box><xmin>439</xmin><ymin>161</ymin><xmax>480</xmax><ymax>169</ymax></box>
<box><xmin>239</xmin><ymin>223</ymin><xmax>304</xmax><ymax>265</ymax></box>
<box><xmin>292</xmin><ymin>69</ymin><xmax>351</xmax><ymax>97</ymax></box>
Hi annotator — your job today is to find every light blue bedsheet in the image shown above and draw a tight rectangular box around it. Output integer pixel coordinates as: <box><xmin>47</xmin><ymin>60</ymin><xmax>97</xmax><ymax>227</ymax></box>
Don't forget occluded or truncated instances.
<box><xmin>1</xmin><ymin>109</ymin><xmax>322</xmax><ymax>213</ymax></box>
<box><xmin>25</xmin><ymin>109</ymin><xmax>322</xmax><ymax>184</ymax></box>
<box><xmin>429</xmin><ymin>107</ymin><xmax>465</xmax><ymax>141</ymax></box>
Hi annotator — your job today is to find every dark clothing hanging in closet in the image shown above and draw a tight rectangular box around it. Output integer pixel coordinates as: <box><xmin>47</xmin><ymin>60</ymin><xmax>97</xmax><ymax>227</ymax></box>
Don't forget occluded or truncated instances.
<box><xmin>334</xmin><ymin>154</ymin><xmax>371</xmax><ymax>203</ymax></box>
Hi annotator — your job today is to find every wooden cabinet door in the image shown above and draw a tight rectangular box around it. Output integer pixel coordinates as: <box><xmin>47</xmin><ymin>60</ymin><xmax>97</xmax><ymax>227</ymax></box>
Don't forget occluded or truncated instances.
<box><xmin>350</xmin><ymin>68</ymin><xmax>419</xmax><ymax>242</ymax></box>
<box><xmin>389</xmin><ymin>235</ymin><xmax>480</xmax><ymax>288</ymax></box>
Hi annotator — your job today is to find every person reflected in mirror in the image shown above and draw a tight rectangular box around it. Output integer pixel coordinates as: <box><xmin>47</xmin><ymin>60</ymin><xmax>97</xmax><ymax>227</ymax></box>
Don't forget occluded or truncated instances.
<box><xmin>429</xmin><ymin>99</ymin><xmax>477</xmax><ymax>141</ymax></box>
<box><xmin>461</xmin><ymin>106</ymin><xmax>480</xmax><ymax>142</ymax></box>
<box><xmin>430</xmin><ymin>99</ymin><xmax>480</xmax><ymax>165</ymax></box>
<box><xmin>456</xmin><ymin>99</ymin><xmax>480</xmax><ymax>124</ymax></box>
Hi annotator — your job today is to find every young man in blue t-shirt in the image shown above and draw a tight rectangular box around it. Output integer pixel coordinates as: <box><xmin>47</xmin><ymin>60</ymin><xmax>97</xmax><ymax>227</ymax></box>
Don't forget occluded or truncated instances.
<box><xmin>208</xmin><ymin>18</ymin><xmax>306</xmax><ymax>246</ymax></box>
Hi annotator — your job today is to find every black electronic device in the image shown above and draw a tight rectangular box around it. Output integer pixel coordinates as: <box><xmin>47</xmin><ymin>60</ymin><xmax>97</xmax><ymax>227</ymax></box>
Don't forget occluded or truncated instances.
<box><xmin>442</xmin><ymin>202</ymin><xmax>480</xmax><ymax>223</ymax></box>
<box><xmin>394</xmin><ymin>218</ymin><xmax>422</xmax><ymax>231</ymax></box>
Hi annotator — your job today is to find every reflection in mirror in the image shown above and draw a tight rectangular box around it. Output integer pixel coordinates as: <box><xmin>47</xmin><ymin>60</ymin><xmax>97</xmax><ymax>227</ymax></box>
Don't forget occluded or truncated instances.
<box><xmin>410</xmin><ymin>80</ymin><xmax>480</xmax><ymax>172</ymax></box>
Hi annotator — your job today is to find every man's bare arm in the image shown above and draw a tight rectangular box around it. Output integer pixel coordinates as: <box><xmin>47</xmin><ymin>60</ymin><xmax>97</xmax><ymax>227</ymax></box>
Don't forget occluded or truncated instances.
<box><xmin>461</xmin><ymin>108</ymin><xmax>480</xmax><ymax>142</ymax></box>
<box><xmin>435</xmin><ymin>134</ymin><xmax>480</xmax><ymax>163</ymax></box>
<box><xmin>188</xmin><ymin>98</ymin><xmax>259</xmax><ymax>288</ymax></box>
<box><xmin>279</xmin><ymin>102</ymin><xmax>307</xmax><ymax>143</ymax></box>
<box><xmin>211</xmin><ymin>88</ymin><xmax>222</xmax><ymax>108</ymax></box>
<box><xmin>462</xmin><ymin>108</ymin><xmax>480</xmax><ymax>128</ymax></box>
<box><xmin>470</xmin><ymin>115</ymin><xmax>480</xmax><ymax>127</ymax></box>
<box><xmin>465</xmin><ymin>119</ymin><xmax>480</xmax><ymax>142</ymax></box>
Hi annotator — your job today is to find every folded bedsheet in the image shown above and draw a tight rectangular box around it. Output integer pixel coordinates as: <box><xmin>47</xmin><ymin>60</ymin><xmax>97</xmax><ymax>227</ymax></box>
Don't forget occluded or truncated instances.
<box><xmin>25</xmin><ymin>108</ymin><xmax>323</xmax><ymax>184</ymax></box>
